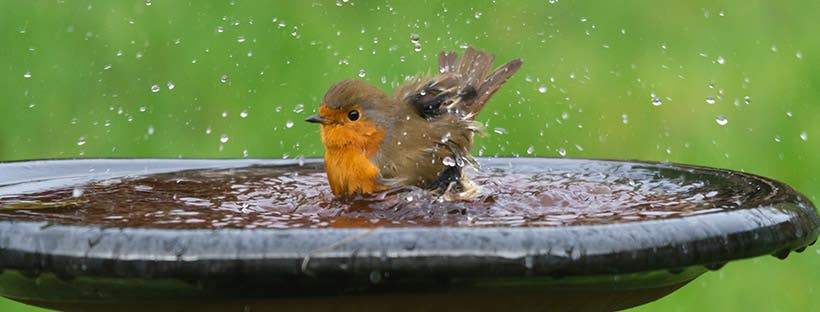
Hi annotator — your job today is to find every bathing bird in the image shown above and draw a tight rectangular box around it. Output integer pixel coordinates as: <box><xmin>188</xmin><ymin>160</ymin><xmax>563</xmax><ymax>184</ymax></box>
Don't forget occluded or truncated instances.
<box><xmin>305</xmin><ymin>47</ymin><xmax>522</xmax><ymax>196</ymax></box>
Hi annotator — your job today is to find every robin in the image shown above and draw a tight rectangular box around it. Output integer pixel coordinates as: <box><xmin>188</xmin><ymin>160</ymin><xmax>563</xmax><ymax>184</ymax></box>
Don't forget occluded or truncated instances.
<box><xmin>305</xmin><ymin>47</ymin><xmax>522</xmax><ymax>196</ymax></box>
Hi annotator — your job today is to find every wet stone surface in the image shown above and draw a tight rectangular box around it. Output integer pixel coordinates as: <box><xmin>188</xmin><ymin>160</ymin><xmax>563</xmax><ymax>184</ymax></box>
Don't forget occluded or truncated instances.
<box><xmin>0</xmin><ymin>162</ymin><xmax>754</xmax><ymax>229</ymax></box>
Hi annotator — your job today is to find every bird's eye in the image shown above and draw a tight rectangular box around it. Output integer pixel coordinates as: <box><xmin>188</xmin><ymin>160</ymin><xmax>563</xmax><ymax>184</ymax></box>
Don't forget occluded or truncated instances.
<box><xmin>347</xmin><ymin>109</ymin><xmax>360</xmax><ymax>121</ymax></box>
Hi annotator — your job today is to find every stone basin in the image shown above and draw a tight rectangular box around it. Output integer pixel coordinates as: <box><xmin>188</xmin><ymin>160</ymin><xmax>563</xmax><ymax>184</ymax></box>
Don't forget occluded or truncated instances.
<box><xmin>0</xmin><ymin>158</ymin><xmax>817</xmax><ymax>311</ymax></box>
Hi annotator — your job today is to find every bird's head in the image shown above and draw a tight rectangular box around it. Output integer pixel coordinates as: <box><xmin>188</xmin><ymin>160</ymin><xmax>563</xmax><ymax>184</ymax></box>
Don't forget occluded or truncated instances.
<box><xmin>305</xmin><ymin>80</ymin><xmax>388</xmax><ymax>151</ymax></box>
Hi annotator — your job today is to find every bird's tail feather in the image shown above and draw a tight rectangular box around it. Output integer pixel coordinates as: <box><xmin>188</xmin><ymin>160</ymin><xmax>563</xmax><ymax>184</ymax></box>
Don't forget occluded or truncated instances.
<box><xmin>438</xmin><ymin>47</ymin><xmax>522</xmax><ymax>118</ymax></box>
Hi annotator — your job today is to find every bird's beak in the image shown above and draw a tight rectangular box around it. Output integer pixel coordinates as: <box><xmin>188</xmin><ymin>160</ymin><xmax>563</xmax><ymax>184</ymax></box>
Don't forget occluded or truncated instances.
<box><xmin>305</xmin><ymin>114</ymin><xmax>329</xmax><ymax>125</ymax></box>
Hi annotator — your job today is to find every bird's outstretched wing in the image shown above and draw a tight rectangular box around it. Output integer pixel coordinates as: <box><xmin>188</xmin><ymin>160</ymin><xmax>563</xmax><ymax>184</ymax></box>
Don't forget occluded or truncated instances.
<box><xmin>398</xmin><ymin>47</ymin><xmax>523</xmax><ymax>120</ymax></box>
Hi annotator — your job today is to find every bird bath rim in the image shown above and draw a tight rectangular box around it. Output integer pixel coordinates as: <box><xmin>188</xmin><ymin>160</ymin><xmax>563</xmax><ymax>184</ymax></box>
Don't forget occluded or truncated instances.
<box><xmin>0</xmin><ymin>157</ymin><xmax>817</xmax><ymax>310</ymax></box>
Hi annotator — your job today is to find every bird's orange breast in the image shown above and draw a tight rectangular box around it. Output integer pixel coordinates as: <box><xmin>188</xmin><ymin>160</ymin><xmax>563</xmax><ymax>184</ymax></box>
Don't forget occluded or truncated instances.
<box><xmin>318</xmin><ymin>109</ymin><xmax>387</xmax><ymax>195</ymax></box>
<box><xmin>324</xmin><ymin>148</ymin><xmax>385</xmax><ymax>195</ymax></box>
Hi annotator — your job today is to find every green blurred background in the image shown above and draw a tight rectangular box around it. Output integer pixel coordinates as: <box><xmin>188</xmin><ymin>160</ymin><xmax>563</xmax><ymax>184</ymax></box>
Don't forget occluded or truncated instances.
<box><xmin>1</xmin><ymin>1</ymin><xmax>818</xmax><ymax>311</ymax></box>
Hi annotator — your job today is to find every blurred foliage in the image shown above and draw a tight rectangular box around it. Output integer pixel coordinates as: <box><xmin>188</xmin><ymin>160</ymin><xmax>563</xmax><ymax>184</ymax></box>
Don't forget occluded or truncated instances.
<box><xmin>1</xmin><ymin>1</ymin><xmax>818</xmax><ymax>311</ymax></box>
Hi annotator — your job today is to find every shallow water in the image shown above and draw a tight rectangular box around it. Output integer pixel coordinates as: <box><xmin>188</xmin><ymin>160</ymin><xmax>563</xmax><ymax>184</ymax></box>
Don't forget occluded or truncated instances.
<box><xmin>0</xmin><ymin>161</ymin><xmax>749</xmax><ymax>229</ymax></box>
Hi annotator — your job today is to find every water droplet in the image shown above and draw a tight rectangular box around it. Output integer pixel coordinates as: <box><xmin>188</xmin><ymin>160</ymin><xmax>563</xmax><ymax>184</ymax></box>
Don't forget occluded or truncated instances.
<box><xmin>369</xmin><ymin>271</ymin><xmax>382</xmax><ymax>284</ymax></box>
<box><xmin>217</xmin><ymin>26</ymin><xmax>224</xmax><ymax>33</ymax></box>
<box><xmin>442</xmin><ymin>156</ymin><xmax>456</xmax><ymax>166</ymax></box>
<box><xmin>167</xmin><ymin>81</ymin><xmax>175</xmax><ymax>90</ymax></box>
<box><xmin>145</xmin><ymin>0</ymin><xmax>152</xmax><ymax>6</ymax></box>
<box><xmin>715</xmin><ymin>114</ymin><xmax>728</xmax><ymax>126</ymax></box>
<box><xmin>243</xmin><ymin>150</ymin><xmax>249</xmax><ymax>158</ymax></box>
<box><xmin>293</xmin><ymin>103</ymin><xmax>304</xmax><ymax>113</ymax></box>
<box><xmin>77</xmin><ymin>137</ymin><xmax>86</xmax><ymax>146</ymax></box>
<box><xmin>474</xmin><ymin>11</ymin><xmax>482</xmax><ymax>19</ymax></box>
<box><xmin>538</xmin><ymin>86</ymin><xmax>547</xmax><ymax>93</ymax></box>
<box><xmin>220</xmin><ymin>74</ymin><xmax>228</xmax><ymax>83</ymax></box>
<box><xmin>220</xmin><ymin>134</ymin><xmax>229</xmax><ymax>143</ymax></box>
<box><xmin>221</xmin><ymin>111</ymin><xmax>228</xmax><ymax>118</ymax></box>
<box><xmin>744</xmin><ymin>95</ymin><xmax>751</xmax><ymax>104</ymax></box>
<box><xmin>786</xmin><ymin>111</ymin><xmax>793</xmax><ymax>118</ymax></box>
<box><xmin>796</xmin><ymin>50</ymin><xmax>803</xmax><ymax>59</ymax></box>
<box><xmin>205</xmin><ymin>126</ymin><xmax>212</xmax><ymax>134</ymax></box>
<box><xmin>358</xmin><ymin>69</ymin><xmax>366</xmax><ymax>78</ymax></box>
<box><xmin>621</xmin><ymin>113</ymin><xmax>629</xmax><ymax>124</ymax></box>
<box><xmin>240</xmin><ymin>110</ymin><xmax>248</xmax><ymax>118</ymax></box>
<box><xmin>285</xmin><ymin>120</ymin><xmax>294</xmax><ymax>128</ymax></box>
<box><xmin>72</xmin><ymin>188</ymin><xmax>84</xmax><ymax>198</ymax></box>
<box><xmin>558</xmin><ymin>147</ymin><xmax>567</xmax><ymax>157</ymax></box>
<box><xmin>800</xmin><ymin>131</ymin><xmax>808</xmax><ymax>141</ymax></box>
<box><xmin>237</xmin><ymin>36</ymin><xmax>246</xmax><ymax>43</ymax></box>
<box><xmin>103</xmin><ymin>64</ymin><xmax>112</xmax><ymax>70</ymax></box>
<box><xmin>774</xmin><ymin>135</ymin><xmax>782</xmax><ymax>143</ymax></box>
<box><xmin>405</xmin><ymin>195</ymin><xmax>414</xmax><ymax>202</ymax></box>
<box><xmin>409</xmin><ymin>33</ymin><xmax>420</xmax><ymax>42</ymax></box>
<box><xmin>493</xmin><ymin>128</ymin><xmax>507</xmax><ymax>135</ymax></box>
<box><xmin>716</xmin><ymin>56</ymin><xmax>725</xmax><ymax>64</ymax></box>
<box><xmin>150</xmin><ymin>84</ymin><xmax>160</xmax><ymax>93</ymax></box>
<box><xmin>526</xmin><ymin>145</ymin><xmax>534</xmax><ymax>154</ymax></box>
<box><xmin>147</xmin><ymin>126</ymin><xmax>155</xmax><ymax>135</ymax></box>
<box><xmin>705</xmin><ymin>96</ymin><xmax>716</xmax><ymax>105</ymax></box>
<box><xmin>651</xmin><ymin>97</ymin><xmax>662</xmax><ymax>106</ymax></box>
<box><xmin>23</xmin><ymin>72</ymin><xmax>32</xmax><ymax>78</ymax></box>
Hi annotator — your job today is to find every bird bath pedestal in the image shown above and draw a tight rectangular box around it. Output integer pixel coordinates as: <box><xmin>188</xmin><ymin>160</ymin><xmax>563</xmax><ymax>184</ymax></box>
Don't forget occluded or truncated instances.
<box><xmin>0</xmin><ymin>158</ymin><xmax>817</xmax><ymax>312</ymax></box>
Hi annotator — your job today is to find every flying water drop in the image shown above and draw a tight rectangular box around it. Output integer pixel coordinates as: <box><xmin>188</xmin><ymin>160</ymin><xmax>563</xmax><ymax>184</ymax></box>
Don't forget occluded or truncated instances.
<box><xmin>150</xmin><ymin>84</ymin><xmax>160</xmax><ymax>93</ymax></box>
<box><xmin>715</xmin><ymin>114</ymin><xmax>728</xmax><ymax>126</ymax></box>
<box><xmin>705</xmin><ymin>96</ymin><xmax>716</xmax><ymax>104</ymax></box>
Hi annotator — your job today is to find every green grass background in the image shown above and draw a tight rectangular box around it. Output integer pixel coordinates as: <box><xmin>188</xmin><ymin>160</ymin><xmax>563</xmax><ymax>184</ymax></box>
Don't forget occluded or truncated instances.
<box><xmin>1</xmin><ymin>1</ymin><xmax>818</xmax><ymax>311</ymax></box>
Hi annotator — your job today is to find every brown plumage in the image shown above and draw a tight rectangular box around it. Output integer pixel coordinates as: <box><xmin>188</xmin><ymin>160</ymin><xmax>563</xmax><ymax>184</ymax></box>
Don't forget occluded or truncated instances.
<box><xmin>306</xmin><ymin>47</ymin><xmax>522</xmax><ymax>195</ymax></box>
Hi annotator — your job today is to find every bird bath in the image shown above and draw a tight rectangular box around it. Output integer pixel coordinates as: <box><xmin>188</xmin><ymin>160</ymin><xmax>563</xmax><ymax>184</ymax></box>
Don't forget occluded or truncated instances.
<box><xmin>0</xmin><ymin>158</ymin><xmax>817</xmax><ymax>312</ymax></box>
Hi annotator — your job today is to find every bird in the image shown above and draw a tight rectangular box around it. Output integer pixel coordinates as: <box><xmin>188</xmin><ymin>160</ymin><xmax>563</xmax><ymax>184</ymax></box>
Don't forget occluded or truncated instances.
<box><xmin>305</xmin><ymin>47</ymin><xmax>522</xmax><ymax>196</ymax></box>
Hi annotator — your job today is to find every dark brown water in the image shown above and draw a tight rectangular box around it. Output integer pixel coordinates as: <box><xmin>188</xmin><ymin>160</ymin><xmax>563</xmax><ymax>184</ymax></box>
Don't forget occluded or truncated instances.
<box><xmin>0</xmin><ymin>163</ymin><xmax>747</xmax><ymax>229</ymax></box>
